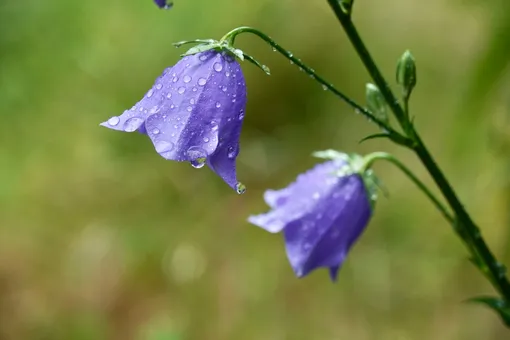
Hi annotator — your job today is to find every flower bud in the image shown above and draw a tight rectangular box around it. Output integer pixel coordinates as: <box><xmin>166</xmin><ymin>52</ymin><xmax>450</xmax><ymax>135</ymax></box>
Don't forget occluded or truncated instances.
<box><xmin>396</xmin><ymin>50</ymin><xmax>417</xmax><ymax>97</ymax></box>
<box><xmin>365</xmin><ymin>83</ymin><xmax>388</xmax><ymax>123</ymax></box>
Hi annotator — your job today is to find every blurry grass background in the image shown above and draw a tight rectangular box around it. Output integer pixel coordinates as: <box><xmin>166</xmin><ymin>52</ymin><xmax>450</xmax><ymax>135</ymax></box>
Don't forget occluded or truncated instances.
<box><xmin>1</xmin><ymin>0</ymin><xmax>510</xmax><ymax>339</ymax></box>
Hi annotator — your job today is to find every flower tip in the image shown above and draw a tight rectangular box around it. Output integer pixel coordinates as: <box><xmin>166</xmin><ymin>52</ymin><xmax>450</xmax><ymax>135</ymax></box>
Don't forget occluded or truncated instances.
<box><xmin>154</xmin><ymin>0</ymin><xmax>173</xmax><ymax>9</ymax></box>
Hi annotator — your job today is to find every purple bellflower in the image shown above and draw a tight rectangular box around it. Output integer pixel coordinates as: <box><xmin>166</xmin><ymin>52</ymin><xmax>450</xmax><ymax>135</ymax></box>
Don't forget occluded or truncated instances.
<box><xmin>101</xmin><ymin>50</ymin><xmax>247</xmax><ymax>193</ymax></box>
<box><xmin>248</xmin><ymin>156</ymin><xmax>375</xmax><ymax>280</ymax></box>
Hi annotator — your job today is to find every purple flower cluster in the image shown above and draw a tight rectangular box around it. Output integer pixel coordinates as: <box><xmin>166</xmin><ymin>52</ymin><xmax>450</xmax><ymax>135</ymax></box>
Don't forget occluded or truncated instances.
<box><xmin>101</xmin><ymin>44</ymin><xmax>374</xmax><ymax>280</ymax></box>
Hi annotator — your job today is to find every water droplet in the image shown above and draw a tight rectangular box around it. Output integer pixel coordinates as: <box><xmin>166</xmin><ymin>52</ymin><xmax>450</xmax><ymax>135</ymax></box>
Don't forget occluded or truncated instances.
<box><xmin>174</xmin><ymin>124</ymin><xmax>178</xmax><ymax>129</ymax></box>
<box><xmin>272</xmin><ymin>47</ymin><xmax>276</xmax><ymax>52</ymax></box>
<box><xmin>227</xmin><ymin>146</ymin><xmax>238</xmax><ymax>159</ymax></box>
<box><xmin>156</xmin><ymin>83</ymin><xmax>162</xmax><ymax>90</ymax></box>
<box><xmin>290</xmin><ymin>60</ymin><xmax>294</xmax><ymax>65</ymax></box>
<box><xmin>192</xmin><ymin>87</ymin><xmax>197</xmax><ymax>92</ymax></box>
<box><xmin>152</xmin><ymin>128</ymin><xmax>160</xmax><ymax>135</ymax></box>
<box><xmin>225</xmin><ymin>71</ymin><xmax>230</xmax><ymax>77</ymax></box>
<box><xmin>187</xmin><ymin>106</ymin><xmax>192</xmax><ymax>112</ymax></box>
<box><xmin>221</xmin><ymin>86</ymin><xmax>227</xmax><ymax>92</ymax></box>
<box><xmin>238</xmin><ymin>109</ymin><xmax>245</xmax><ymax>120</ymax></box>
<box><xmin>183</xmin><ymin>75</ymin><xmax>191</xmax><ymax>83</ymax></box>
<box><xmin>235</xmin><ymin>182</ymin><xmax>246</xmax><ymax>195</ymax></box>
<box><xmin>312</xmin><ymin>192</ymin><xmax>320</xmax><ymax>200</ymax></box>
<box><xmin>198</xmin><ymin>78</ymin><xmax>207</xmax><ymax>86</ymax></box>
<box><xmin>107</xmin><ymin>116</ymin><xmax>119</xmax><ymax>126</ymax></box>
<box><xmin>190</xmin><ymin>98</ymin><xmax>195</xmax><ymax>104</ymax></box>
<box><xmin>203</xmin><ymin>137</ymin><xmax>209</xmax><ymax>143</ymax></box>
<box><xmin>172</xmin><ymin>76</ymin><xmax>178</xmax><ymax>83</ymax></box>
<box><xmin>215</xmin><ymin>102</ymin><xmax>221</xmax><ymax>108</ymax></box>
<box><xmin>149</xmin><ymin>106</ymin><xmax>160</xmax><ymax>114</ymax></box>
<box><xmin>124</xmin><ymin>117</ymin><xmax>144</xmax><ymax>132</ymax></box>
<box><xmin>155</xmin><ymin>140</ymin><xmax>174</xmax><ymax>154</ymax></box>
<box><xmin>178</xmin><ymin>87</ymin><xmax>185</xmax><ymax>94</ymax></box>
<box><xmin>288</xmin><ymin>52</ymin><xmax>293</xmax><ymax>58</ymax></box>
<box><xmin>170</xmin><ymin>104</ymin><xmax>175</xmax><ymax>109</ymax></box>
<box><xmin>147</xmin><ymin>89</ymin><xmax>154</xmax><ymax>98</ymax></box>
<box><xmin>211</xmin><ymin>125</ymin><xmax>219</xmax><ymax>132</ymax></box>
<box><xmin>213</xmin><ymin>63</ymin><xmax>223</xmax><ymax>72</ymax></box>
<box><xmin>187</xmin><ymin>146</ymin><xmax>207</xmax><ymax>169</ymax></box>
<box><xmin>166</xmin><ymin>93</ymin><xmax>172</xmax><ymax>99</ymax></box>
<box><xmin>322</xmin><ymin>85</ymin><xmax>328</xmax><ymax>91</ymax></box>
<box><xmin>199</xmin><ymin>54</ymin><xmax>208</xmax><ymax>61</ymax></box>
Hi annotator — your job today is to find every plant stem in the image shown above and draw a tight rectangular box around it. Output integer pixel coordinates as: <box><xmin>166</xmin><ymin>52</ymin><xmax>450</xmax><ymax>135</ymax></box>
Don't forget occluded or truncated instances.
<box><xmin>363</xmin><ymin>152</ymin><xmax>454</xmax><ymax>225</ymax></box>
<box><xmin>220</xmin><ymin>27</ymin><xmax>412</xmax><ymax>147</ymax></box>
<box><xmin>327</xmin><ymin>0</ymin><xmax>510</xmax><ymax>300</ymax></box>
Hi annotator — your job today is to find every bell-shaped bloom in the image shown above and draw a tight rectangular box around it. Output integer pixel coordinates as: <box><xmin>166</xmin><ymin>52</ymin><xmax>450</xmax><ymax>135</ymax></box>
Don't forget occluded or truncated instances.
<box><xmin>248</xmin><ymin>160</ymin><xmax>372</xmax><ymax>280</ymax></box>
<box><xmin>100</xmin><ymin>50</ymin><xmax>247</xmax><ymax>193</ymax></box>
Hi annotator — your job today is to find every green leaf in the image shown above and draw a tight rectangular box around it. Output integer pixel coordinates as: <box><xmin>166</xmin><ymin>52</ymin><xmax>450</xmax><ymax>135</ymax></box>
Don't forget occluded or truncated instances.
<box><xmin>467</xmin><ymin>296</ymin><xmax>510</xmax><ymax>327</ymax></box>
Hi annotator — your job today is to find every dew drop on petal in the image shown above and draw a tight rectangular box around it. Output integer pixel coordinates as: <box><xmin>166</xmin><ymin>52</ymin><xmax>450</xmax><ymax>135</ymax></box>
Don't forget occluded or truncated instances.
<box><xmin>187</xmin><ymin>106</ymin><xmax>192</xmax><ymax>112</ymax></box>
<box><xmin>166</xmin><ymin>93</ymin><xmax>172</xmax><ymax>99</ymax></box>
<box><xmin>172</xmin><ymin>76</ymin><xmax>178</xmax><ymax>83</ymax></box>
<box><xmin>107</xmin><ymin>116</ymin><xmax>119</xmax><ymax>126</ymax></box>
<box><xmin>215</xmin><ymin>102</ymin><xmax>221</xmax><ymax>108</ymax></box>
<box><xmin>155</xmin><ymin>140</ymin><xmax>174</xmax><ymax>154</ymax></box>
<box><xmin>213</xmin><ymin>63</ymin><xmax>223</xmax><ymax>72</ymax></box>
<box><xmin>147</xmin><ymin>89</ymin><xmax>154</xmax><ymax>98</ymax></box>
<box><xmin>203</xmin><ymin>137</ymin><xmax>209</xmax><ymax>143</ymax></box>
<box><xmin>192</xmin><ymin>87</ymin><xmax>198</xmax><ymax>92</ymax></box>
<box><xmin>227</xmin><ymin>146</ymin><xmax>237</xmax><ymax>159</ymax></box>
<box><xmin>198</xmin><ymin>78</ymin><xmax>207</xmax><ymax>86</ymax></box>
<box><xmin>187</xmin><ymin>146</ymin><xmax>207</xmax><ymax>169</ymax></box>
<box><xmin>178</xmin><ymin>87</ymin><xmax>185</xmax><ymax>94</ymax></box>
<box><xmin>221</xmin><ymin>86</ymin><xmax>227</xmax><ymax>92</ymax></box>
<box><xmin>124</xmin><ymin>117</ymin><xmax>144</xmax><ymax>132</ymax></box>
<box><xmin>190</xmin><ymin>98</ymin><xmax>195</xmax><ymax>104</ymax></box>
<box><xmin>235</xmin><ymin>182</ymin><xmax>246</xmax><ymax>195</ymax></box>
<box><xmin>238</xmin><ymin>109</ymin><xmax>245</xmax><ymax>120</ymax></box>
<box><xmin>152</xmin><ymin>128</ymin><xmax>160</xmax><ymax>135</ymax></box>
<box><xmin>199</xmin><ymin>54</ymin><xmax>208</xmax><ymax>61</ymax></box>
<box><xmin>170</xmin><ymin>104</ymin><xmax>175</xmax><ymax>109</ymax></box>
<box><xmin>183</xmin><ymin>75</ymin><xmax>192</xmax><ymax>83</ymax></box>
<box><xmin>156</xmin><ymin>83</ymin><xmax>162</xmax><ymax>90</ymax></box>
<box><xmin>225</xmin><ymin>71</ymin><xmax>230</xmax><ymax>77</ymax></box>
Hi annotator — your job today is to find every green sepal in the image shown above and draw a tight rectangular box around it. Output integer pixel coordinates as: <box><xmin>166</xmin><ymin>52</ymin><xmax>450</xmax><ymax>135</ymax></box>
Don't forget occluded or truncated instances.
<box><xmin>173</xmin><ymin>39</ymin><xmax>216</xmax><ymax>48</ymax></box>
<box><xmin>358</xmin><ymin>133</ymin><xmax>392</xmax><ymax>144</ymax></box>
<box><xmin>467</xmin><ymin>296</ymin><xmax>510</xmax><ymax>326</ymax></box>
<box><xmin>242</xmin><ymin>53</ymin><xmax>270</xmax><ymax>75</ymax></box>
<box><xmin>312</xmin><ymin>149</ymin><xmax>350</xmax><ymax>161</ymax></box>
<box><xmin>182</xmin><ymin>43</ymin><xmax>220</xmax><ymax>57</ymax></box>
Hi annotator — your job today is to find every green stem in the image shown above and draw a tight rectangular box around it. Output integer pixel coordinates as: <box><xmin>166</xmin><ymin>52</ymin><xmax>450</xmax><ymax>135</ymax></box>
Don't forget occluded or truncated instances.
<box><xmin>220</xmin><ymin>27</ymin><xmax>412</xmax><ymax>147</ymax></box>
<box><xmin>363</xmin><ymin>152</ymin><xmax>454</xmax><ymax>225</ymax></box>
<box><xmin>327</xmin><ymin>0</ymin><xmax>510</xmax><ymax>301</ymax></box>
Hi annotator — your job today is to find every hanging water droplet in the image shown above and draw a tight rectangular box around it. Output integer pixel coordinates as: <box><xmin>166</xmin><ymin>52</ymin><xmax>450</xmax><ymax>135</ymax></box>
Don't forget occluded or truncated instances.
<box><xmin>172</xmin><ymin>76</ymin><xmax>178</xmax><ymax>83</ymax></box>
<box><xmin>198</xmin><ymin>78</ymin><xmax>207</xmax><ymax>86</ymax></box>
<box><xmin>156</xmin><ymin>83</ymin><xmax>162</xmax><ymax>90</ymax></box>
<box><xmin>166</xmin><ymin>93</ymin><xmax>172</xmax><ymax>99</ymax></box>
<box><xmin>124</xmin><ymin>117</ymin><xmax>144</xmax><ymax>132</ymax></box>
<box><xmin>187</xmin><ymin>106</ymin><xmax>192</xmax><ymax>112</ymax></box>
<box><xmin>187</xmin><ymin>146</ymin><xmax>207</xmax><ymax>169</ymax></box>
<box><xmin>152</xmin><ymin>128</ymin><xmax>160</xmax><ymax>135</ymax></box>
<box><xmin>147</xmin><ymin>89</ymin><xmax>154</xmax><ymax>98</ymax></box>
<box><xmin>107</xmin><ymin>116</ymin><xmax>120</xmax><ymax>126</ymax></box>
<box><xmin>178</xmin><ymin>87</ymin><xmax>185</xmax><ymax>94</ymax></box>
<box><xmin>225</xmin><ymin>71</ymin><xmax>230</xmax><ymax>77</ymax></box>
<box><xmin>227</xmin><ymin>146</ymin><xmax>237</xmax><ymax>159</ymax></box>
<box><xmin>183</xmin><ymin>75</ymin><xmax>191</xmax><ymax>83</ymax></box>
<box><xmin>190</xmin><ymin>98</ymin><xmax>195</xmax><ymax>104</ymax></box>
<box><xmin>322</xmin><ymin>84</ymin><xmax>328</xmax><ymax>91</ymax></box>
<box><xmin>213</xmin><ymin>63</ymin><xmax>223</xmax><ymax>72</ymax></box>
<box><xmin>238</xmin><ymin>109</ymin><xmax>245</xmax><ymax>120</ymax></box>
<box><xmin>288</xmin><ymin>52</ymin><xmax>293</xmax><ymax>58</ymax></box>
<box><xmin>211</xmin><ymin>124</ymin><xmax>219</xmax><ymax>132</ymax></box>
<box><xmin>221</xmin><ymin>86</ymin><xmax>227</xmax><ymax>92</ymax></box>
<box><xmin>199</xmin><ymin>54</ymin><xmax>208</xmax><ymax>61</ymax></box>
<box><xmin>203</xmin><ymin>137</ymin><xmax>209</xmax><ymax>143</ymax></box>
<box><xmin>155</xmin><ymin>140</ymin><xmax>174</xmax><ymax>154</ymax></box>
<box><xmin>216</xmin><ymin>102</ymin><xmax>221</xmax><ymax>108</ymax></box>
<box><xmin>170</xmin><ymin>104</ymin><xmax>175</xmax><ymax>109</ymax></box>
<box><xmin>232</xmin><ymin>98</ymin><xmax>236</xmax><ymax>103</ymax></box>
<box><xmin>235</xmin><ymin>182</ymin><xmax>246</xmax><ymax>195</ymax></box>
<box><xmin>290</xmin><ymin>60</ymin><xmax>294</xmax><ymax>65</ymax></box>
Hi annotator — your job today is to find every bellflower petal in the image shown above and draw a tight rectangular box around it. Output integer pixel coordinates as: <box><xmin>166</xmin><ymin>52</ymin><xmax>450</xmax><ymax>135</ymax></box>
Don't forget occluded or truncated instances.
<box><xmin>101</xmin><ymin>51</ymin><xmax>247</xmax><ymax>192</ymax></box>
<box><xmin>249</xmin><ymin>160</ymin><xmax>372</xmax><ymax>280</ymax></box>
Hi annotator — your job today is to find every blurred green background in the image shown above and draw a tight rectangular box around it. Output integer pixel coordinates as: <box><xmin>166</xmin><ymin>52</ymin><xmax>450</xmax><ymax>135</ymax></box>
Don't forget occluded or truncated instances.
<box><xmin>2</xmin><ymin>0</ymin><xmax>510</xmax><ymax>339</ymax></box>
